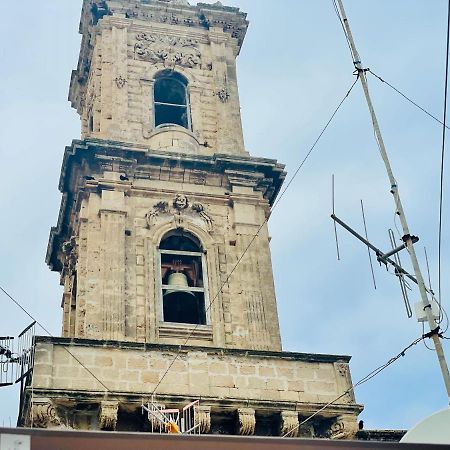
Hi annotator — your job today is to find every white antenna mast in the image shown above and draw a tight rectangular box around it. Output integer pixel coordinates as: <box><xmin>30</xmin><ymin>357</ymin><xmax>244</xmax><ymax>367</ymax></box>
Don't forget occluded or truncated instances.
<box><xmin>335</xmin><ymin>0</ymin><xmax>450</xmax><ymax>400</ymax></box>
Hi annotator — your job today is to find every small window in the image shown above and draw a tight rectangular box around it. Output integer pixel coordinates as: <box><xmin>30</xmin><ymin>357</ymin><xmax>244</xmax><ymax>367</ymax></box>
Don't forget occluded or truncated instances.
<box><xmin>154</xmin><ymin>71</ymin><xmax>190</xmax><ymax>129</ymax></box>
<box><xmin>159</xmin><ymin>231</ymin><xmax>207</xmax><ymax>325</ymax></box>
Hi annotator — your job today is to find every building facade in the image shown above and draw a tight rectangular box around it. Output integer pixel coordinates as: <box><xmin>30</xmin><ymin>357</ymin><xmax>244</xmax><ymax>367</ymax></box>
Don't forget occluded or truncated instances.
<box><xmin>19</xmin><ymin>0</ymin><xmax>363</xmax><ymax>437</ymax></box>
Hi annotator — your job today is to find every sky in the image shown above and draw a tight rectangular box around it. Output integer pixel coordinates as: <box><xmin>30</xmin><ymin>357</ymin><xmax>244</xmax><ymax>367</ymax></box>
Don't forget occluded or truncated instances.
<box><xmin>0</xmin><ymin>0</ymin><xmax>449</xmax><ymax>433</ymax></box>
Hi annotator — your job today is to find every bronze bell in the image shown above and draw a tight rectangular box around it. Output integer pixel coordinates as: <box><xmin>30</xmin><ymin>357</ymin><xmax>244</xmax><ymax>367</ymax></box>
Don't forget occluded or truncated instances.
<box><xmin>163</xmin><ymin>272</ymin><xmax>199</xmax><ymax>324</ymax></box>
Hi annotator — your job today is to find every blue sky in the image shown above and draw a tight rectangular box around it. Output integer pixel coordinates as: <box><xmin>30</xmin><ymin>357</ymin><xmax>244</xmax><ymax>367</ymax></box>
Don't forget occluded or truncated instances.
<box><xmin>0</xmin><ymin>0</ymin><xmax>449</xmax><ymax>431</ymax></box>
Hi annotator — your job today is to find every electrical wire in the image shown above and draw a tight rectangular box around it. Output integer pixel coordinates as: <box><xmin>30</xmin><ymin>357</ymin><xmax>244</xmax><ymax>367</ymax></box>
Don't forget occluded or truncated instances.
<box><xmin>438</xmin><ymin>0</ymin><xmax>450</xmax><ymax>310</ymax></box>
<box><xmin>368</xmin><ymin>69</ymin><xmax>450</xmax><ymax>131</ymax></box>
<box><xmin>332</xmin><ymin>0</ymin><xmax>353</xmax><ymax>59</ymax></box>
<box><xmin>0</xmin><ymin>286</ymin><xmax>116</xmax><ymax>397</ymax></box>
<box><xmin>282</xmin><ymin>334</ymin><xmax>425</xmax><ymax>437</ymax></box>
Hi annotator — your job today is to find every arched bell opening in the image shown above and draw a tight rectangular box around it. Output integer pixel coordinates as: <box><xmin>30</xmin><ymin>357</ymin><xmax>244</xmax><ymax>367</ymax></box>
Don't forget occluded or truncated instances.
<box><xmin>159</xmin><ymin>230</ymin><xmax>207</xmax><ymax>325</ymax></box>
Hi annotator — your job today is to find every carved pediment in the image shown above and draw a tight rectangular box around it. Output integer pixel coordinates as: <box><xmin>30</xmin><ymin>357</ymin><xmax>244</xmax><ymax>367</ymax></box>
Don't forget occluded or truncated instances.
<box><xmin>134</xmin><ymin>33</ymin><xmax>201</xmax><ymax>68</ymax></box>
<box><xmin>146</xmin><ymin>194</ymin><xmax>213</xmax><ymax>232</ymax></box>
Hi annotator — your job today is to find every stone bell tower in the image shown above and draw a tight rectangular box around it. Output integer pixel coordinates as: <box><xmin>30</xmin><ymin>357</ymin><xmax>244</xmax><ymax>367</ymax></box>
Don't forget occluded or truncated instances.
<box><xmin>20</xmin><ymin>0</ymin><xmax>362</xmax><ymax>437</ymax></box>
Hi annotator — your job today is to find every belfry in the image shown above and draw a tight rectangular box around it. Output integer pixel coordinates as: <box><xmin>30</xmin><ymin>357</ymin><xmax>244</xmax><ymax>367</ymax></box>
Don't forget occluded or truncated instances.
<box><xmin>19</xmin><ymin>0</ymin><xmax>362</xmax><ymax>437</ymax></box>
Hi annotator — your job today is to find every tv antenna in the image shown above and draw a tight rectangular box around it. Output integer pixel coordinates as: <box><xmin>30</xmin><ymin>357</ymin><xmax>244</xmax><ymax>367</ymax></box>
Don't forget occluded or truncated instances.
<box><xmin>0</xmin><ymin>321</ymin><xmax>36</xmax><ymax>416</ymax></box>
<box><xmin>333</xmin><ymin>0</ymin><xmax>450</xmax><ymax>400</ymax></box>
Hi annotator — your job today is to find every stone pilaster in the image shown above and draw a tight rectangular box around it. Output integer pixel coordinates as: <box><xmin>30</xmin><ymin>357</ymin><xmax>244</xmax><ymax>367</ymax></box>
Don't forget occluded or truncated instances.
<box><xmin>98</xmin><ymin>189</ymin><xmax>127</xmax><ymax>341</ymax></box>
<box><xmin>99</xmin><ymin>400</ymin><xmax>119</xmax><ymax>430</ymax></box>
<box><xmin>236</xmin><ymin>408</ymin><xmax>255</xmax><ymax>436</ymax></box>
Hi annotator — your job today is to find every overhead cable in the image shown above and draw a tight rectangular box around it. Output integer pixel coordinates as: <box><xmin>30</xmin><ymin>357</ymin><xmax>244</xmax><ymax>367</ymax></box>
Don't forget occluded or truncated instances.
<box><xmin>282</xmin><ymin>334</ymin><xmax>425</xmax><ymax>438</ymax></box>
<box><xmin>368</xmin><ymin>69</ymin><xmax>450</xmax><ymax>130</ymax></box>
<box><xmin>438</xmin><ymin>0</ymin><xmax>450</xmax><ymax>308</ymax></box>
<box><xmin>0</xmin><ymin>285</ymin><xmax>115</xmax><ymax>397</ymax></box>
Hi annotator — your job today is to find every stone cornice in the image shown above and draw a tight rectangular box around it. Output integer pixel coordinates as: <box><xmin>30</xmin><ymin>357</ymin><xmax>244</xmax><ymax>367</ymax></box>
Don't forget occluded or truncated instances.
<box><xmin>46</xmin><ymin>139</ymin><xmax>285</xmax><ymax>272</ymax></box>
<box><xmin>34</xmin><ymin>335</ymin><xmax>352</xmax><ymax>364</ymax></box>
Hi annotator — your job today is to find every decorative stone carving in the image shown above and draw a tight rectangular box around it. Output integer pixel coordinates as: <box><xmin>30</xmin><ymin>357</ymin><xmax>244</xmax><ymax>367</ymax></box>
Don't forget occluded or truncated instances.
<box><xmin>335</xmin><ymin>362</ymin><xmax>355</xmax><ymax>402</ymax></box>
<box><xmin>191</xmin><ymin>202</ymin><xmax>213</xmax><ymax>231</ymax></box>
<box><xmin>99</xmin><ymin>400</ymin><xmax>119</xmax><ymax>430</ymax></box>
<box><xmin>134</xmin><ymin>33</ymin><xmax>201</xmax><ymax>68</ymax></box>
<box><xmin>236</xmin><ymin>408</ymin><xmax>255</xmax><ymax>435</ymax></box>
<box><xmin>62</xmin><ymin>236</ymin><xmax>78</xmax><ymax>274</ymax></box>
<box><xmin>195</xmin><ymin>405</ymin><xmax>211</xmax><ymax>433</ymax></box>
<box><xmin>146</xmin><ymin>201</ymin><xmax>169</xmax><ymax>228</ymax></box>
<box><xmin>336</xmin><ymin>362</ymin><xmax>348</xmax><ymax>377</ymax></box>
<box><xmin>30</xmin><ymin>398</ymin><xmax>61</xmax><ymax>428</ymax></box>
<box><xmin>280</xmin><ymin>411</ymin><xmax>299</xmax><ymax>437</ymax></box>
<box><xmin>115</xmin><ymin>76</ymin><xmax>127</xmax><ymax>88</ymax></box>
<box><xmin>216</xmin><ymin>87</ymin><xmax>230</xmax><ymax>103</ymax></box>
<box><xmin>173</xmin><ymin>193</ymin><xmax>189</xmax><ymax>210</ymax></box>
<box><xmin>146</xmin><ymin>195</ymin><xmax>213</xmax><ymax>231</ymax></box>
<box><xmin>330</xmin><ymin>416</ymin><xmax>357</xmax><ymax>440</ymax></box>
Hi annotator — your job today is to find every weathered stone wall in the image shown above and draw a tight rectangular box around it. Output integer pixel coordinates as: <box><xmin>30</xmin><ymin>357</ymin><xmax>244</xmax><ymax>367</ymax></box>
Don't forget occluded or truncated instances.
<box><xmin>72</xmin><ymin>5</ymin><xmax>248</xmax><ymax>156</ymax></box>
<box><xmin>32</xmin><ymin>339</ymin><xmax>358</xmax><ymax>414</ymax></box>
<box><xmin>58</xmin><ymin>149</ymin><xmax>283</xmax><ymax>351</ymax></box>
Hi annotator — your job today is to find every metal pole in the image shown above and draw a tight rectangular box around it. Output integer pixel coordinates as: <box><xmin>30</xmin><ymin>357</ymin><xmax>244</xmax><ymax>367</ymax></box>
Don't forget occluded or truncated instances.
<box><xmin>336</xmin><ymin>0</ymin><xmax>450</xmax><ymax>400</ymax></box>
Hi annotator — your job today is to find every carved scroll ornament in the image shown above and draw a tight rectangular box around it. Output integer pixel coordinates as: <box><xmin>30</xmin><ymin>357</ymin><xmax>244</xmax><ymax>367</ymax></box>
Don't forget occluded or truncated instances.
<box><xmin>30</xmin><ymin>399</ymin><xmax>61</xmax><ymax>428</ymax></box>
<box><xmin>280</xmin><ymin>411</ymin><xmax>299</xmax><ymax>437</ymax></box>
<box><xmin>195</xmin><ymin>405</ymin><xmax>211</xmax><ymax>434</ymax></box>
<box><xmin>236</xmin><ymin>408</ymin><xmax>255</xmax><ymax>436</ymax></box>
<box><xmin>135</xmin><ymin>33</ymin><xmax>201</xmax><ymax>68</ymax></box>
<box><xmin>330</xmin><ymin>416</ymin><xmax>358</xmax><ymax>440</ymax></box>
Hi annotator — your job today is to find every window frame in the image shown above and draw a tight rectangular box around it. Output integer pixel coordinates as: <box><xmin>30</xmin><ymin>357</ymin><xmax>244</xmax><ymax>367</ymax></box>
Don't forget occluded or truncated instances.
<box><xmin>153</xmin><ymin>73</ymin><xmax>192</xmax><ymax>131</ymax></box>
<box><xmin>158</xmin><ymin>248</ymin><xmax>211</xmax><ymax>326</ymax></box>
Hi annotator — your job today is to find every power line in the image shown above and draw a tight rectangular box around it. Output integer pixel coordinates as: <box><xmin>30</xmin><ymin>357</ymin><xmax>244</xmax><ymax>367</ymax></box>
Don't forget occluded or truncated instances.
<box><xmin>438</xmin><ymin>0</ymin><xmax>450</xmax><ymax>307</ymax></box>
<box><xmin>151</xmin><ymin>77</ymin><xmax>359</xmax><ymax>396</ymax></box>
<box><xmin>0</xmin><ymin>285</ymin><xmax>116</xmax><ymax>398</ymax></box>
<box><xmin>282</xmin><ymin>334</ymin><xmax>425</xmax><ymax>438</ymax></box>
<box><xmin>367</xmin><ymin>69</ymin><xmax>450</xmax><ymax>130</ymax></box>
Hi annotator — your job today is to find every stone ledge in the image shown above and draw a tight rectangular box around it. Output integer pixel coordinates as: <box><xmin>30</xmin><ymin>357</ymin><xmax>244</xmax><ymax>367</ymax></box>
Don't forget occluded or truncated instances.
<box><xmin>33</xmin><ymin>336</ymin><xmax>351</xmax><ymax>363</ymax></box>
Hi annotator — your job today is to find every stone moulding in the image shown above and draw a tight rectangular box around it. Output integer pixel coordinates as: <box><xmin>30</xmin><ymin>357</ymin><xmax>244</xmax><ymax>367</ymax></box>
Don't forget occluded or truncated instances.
<box><xmin>46</xmin><ymin>139</ymin><xmax>286</xmax><ymax>273</ymax></box>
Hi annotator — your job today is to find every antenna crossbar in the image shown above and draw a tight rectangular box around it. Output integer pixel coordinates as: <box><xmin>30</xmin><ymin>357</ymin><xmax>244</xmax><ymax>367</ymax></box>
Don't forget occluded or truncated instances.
<box><xmin>331</xmin><ymin>214</ymin><xmax>417</xmax><ymax>284</ymax></box>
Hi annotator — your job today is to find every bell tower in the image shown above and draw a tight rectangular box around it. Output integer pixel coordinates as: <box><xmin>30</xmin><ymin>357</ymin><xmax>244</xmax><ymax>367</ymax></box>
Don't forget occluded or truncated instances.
<box><xmin>21</xmin><ymin>0</ymin><xmax>362</xmax><ymax>437</ymax></box>
<box><xmin>48</xmin><ymin>0</ymin><xmax>284</xmax><ymax>351</ymax></box>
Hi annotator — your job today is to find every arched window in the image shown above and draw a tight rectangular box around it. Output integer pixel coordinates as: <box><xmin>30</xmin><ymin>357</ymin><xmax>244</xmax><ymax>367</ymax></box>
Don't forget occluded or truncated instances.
<box><xmin>159</xmin><ymin>230</ymin><xmax>207</xmax><ymax>325</ymax></box>
<box><xmin>154</xmin><ymin>71</ymin><xmax>190</xmax><ymax>129</ymax></box>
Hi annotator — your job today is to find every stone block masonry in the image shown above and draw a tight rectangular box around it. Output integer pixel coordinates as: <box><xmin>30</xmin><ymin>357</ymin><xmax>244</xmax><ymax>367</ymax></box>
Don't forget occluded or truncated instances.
<box><xmin>24</xmin><ymin>337</ymin><xmax>362</xmax><ymax>437</ymax></box>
